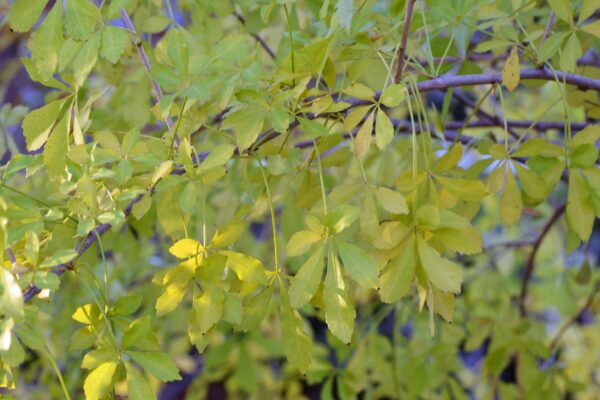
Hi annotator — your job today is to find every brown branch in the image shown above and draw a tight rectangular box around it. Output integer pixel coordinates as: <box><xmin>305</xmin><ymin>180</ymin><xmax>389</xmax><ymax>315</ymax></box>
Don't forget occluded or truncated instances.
<box><xmin>234</xmin><ymin>12</ymin><xmax>276</xmax><ymax>60</ymax></box>
<box><xmin>394</xmin><ymin>0</ymin><xmax>416</xmax><ymax>83</ymax></box>
<box><xmin>121</xmin><ymin>9</ymin><xmax>175</xmax><ymax>131</ymax></box>
<box><xmin>519</xmin><ymin>204</ymin><xmax>566</xmax><ymax>317</ymax></box>
<box><xmin>549</xmin><ymin>281</ymin><xmax>600</xmax><ymax>350</ymax></box>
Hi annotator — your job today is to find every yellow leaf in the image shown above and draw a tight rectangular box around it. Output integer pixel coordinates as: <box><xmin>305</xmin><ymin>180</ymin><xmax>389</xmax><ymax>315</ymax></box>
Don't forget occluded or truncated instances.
<box><xmin>354</xmin><ymin>110</ymin><xmax>374</xmax><ymax>160</ymax></box>
<box><xmin>502</xmin><ymin>47</ymin><xmax>520</xmax><ymax>92</ymax></box>
<box><xmin>169</xmin><ymin>238</ymin><xmax>203</xmax><ymax>259</ymax></box>
<box><xmin>500</xmin><ymin>171</ymin><xmax>522</xmax><ymax>226</ymax></box>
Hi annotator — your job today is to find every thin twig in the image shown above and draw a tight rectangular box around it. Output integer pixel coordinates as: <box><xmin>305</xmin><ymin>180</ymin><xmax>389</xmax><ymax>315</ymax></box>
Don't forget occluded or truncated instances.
<box><xmin>540</xmin><ymin>12</ymin><xmax>555</xmax><ymax>46</ymax></box>
<box><xmin>234</xmin><ymin>12</ymin><xmax>276</xmax><ymax>60</ymax></box>
<box><xmin>394</xmin><ymin>0</ymin><xmax>416</xmax><ymax>83</ymax></box>
<box><xmin>519</xmin><ymin>204</ymin><xmax>566</xmax><ymax>317</ymax></box>
<box><xmin>453</xmin><ymin>90</ymin><xmax>520</xmax><ymax>139</ymax></box>
<box><xmin>549</xmin><ymin>281</ymin><xmax>600</xmax><ymax>350</ymax></box>
<box><xmin>121</xmin><ymin>9</ymin><xmax>175</xmax><ymax>131</ymax></box>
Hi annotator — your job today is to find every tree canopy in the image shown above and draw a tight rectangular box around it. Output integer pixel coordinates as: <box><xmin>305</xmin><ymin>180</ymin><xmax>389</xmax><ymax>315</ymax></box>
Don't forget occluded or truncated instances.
<box><xmin>1</xmin><ymin>0</ymin><xmax>600</xmax><ymax>398</ymax></box>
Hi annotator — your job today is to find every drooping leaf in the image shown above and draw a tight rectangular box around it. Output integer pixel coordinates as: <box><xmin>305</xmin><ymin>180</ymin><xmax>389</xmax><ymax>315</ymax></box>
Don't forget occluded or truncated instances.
<box><xmin>417</xmin><ymin>235</ymin><xmax>462</xmax><ymax>294</ymax></box>
<box><xmin>323</xmin><ymin>249</ymin><xmax>355</xmax><ymax>343</ymax></box>
<box><xmin>502</xmin><ymin>47</ymin><xmax>520</xmax><ymax>92</ymax></box>
<box><xmin>379</xmin><ymin>236</ymin><xmax>416</xmax><ymax>303</ymax></box>
<box><xmin>7</xmin><ymin>0</ymin><xmax>47</xmax><ymax>32</ymax></box>
<box><xmin>280</xmin><ymin>292</ymin><xmax>313</xmax><ymax>373</ymax></box>
<box><xmin>125</xmin><ymin>362</ymin><xmax>157</xmax><ymax>400</ymax></box>
<box><xmin>65</xmin><ymin>0</ymin><xmax>102</xmax><ymax>40</ymax></box>
<box><xmin>30</xmin><ymin>1</ymin><xmax>63</xmax><ymax>81</ymax></box>
<box><xmin>127</xmin><ymin>351</ymin><xmax>181</xmax><ymax>382</ymax></box>
<box><xmin>334</xmin><ymin>239</ymin><xmax>378</xmax><ymax>289</ymax></box>
<box><xmin>567</xmin><ymin>170</ymin><xmax>594</xmax><ymax>242</ymax></box>
<box><xmin>500</xmin><ymin>171</ymin><xmax>522</xmax><ymax>226</ymax></box>
<box><xmin>289</xmin><ymin>245</ymin><xmax>326</xmax><ymax>308</ymax></box>
<box><xmin>83</xmin><ymin>361</ymin><xmax>118</xmax><ymax>400</ymax></box>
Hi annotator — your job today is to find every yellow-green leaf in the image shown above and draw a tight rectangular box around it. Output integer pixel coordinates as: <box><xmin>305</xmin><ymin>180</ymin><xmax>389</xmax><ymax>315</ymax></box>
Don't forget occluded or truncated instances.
<box><xmin>8</xmin><ymin>0</ymin><xmax>47</xmax><ymax>32</ymax></box>
<box><xmin>125</xmin><ymin>362</ymin><xmax>156</xmax><ymax>400</ymax></box>
<box><xmin>374</xmin><ymin>186</ymin><xmax>408</xmax><ymax>214</ymax></box>
<box><xmin>323</xmin><ymin>250</ymin><xmax>355</xmax><ymax>343</ymax></box>
<box><xmin>280</xmin><ymin>292</ymin><xmax>313</xmax><ymax>373</ymax></box>
<box><xmin>334</xmin><ymin>239</ymin><xmax>378</xmax><ymax>289</ymax></box>
<box><xmin>375</xmin><ymin>108</ymin><xmax>394</xmax><ymax>150</ymax></box>
<box><xmin>127</xmin><ymin>351</ymin><xmax>181</xmax><ymax>382</ymax></box>
<box><xmin>22</xmin><ymin>98</ymin><xmax>66</xmax><ymax>152</ymax></box>
<box><xmin>221</xmin><ymin>251</ymin><xmax>268</xmax><ymax>285</ymax></box>
<box><xmin>287</xmin><ymin>230</ymin><xmax>322</xmax><ymax>257</ymax></box>
<box><xmin>500</xmin><ymin>171</ymin><xmax>522</xmax><ymax>226</ymax></box>
<box><xmin>354</xmin><ymin>110</ymin><xmax>374</xmax><ymax>160</ymax></box>
<box><xmin>417</xmin><ymin>236</ymin><xmax>462</xmax><ymax>294</ymax></box>
<box><xmin>289</xmin><ymin>245</ymin><xmax>325</xmax><ymax>308</ymax></box>
<box><xmin>30</xmin><ymin>1</ymin><xmax>63</xmax><ymax>81</ymax></box>
<box><xmin>567</xmin><ymin>170</ymin><xmax>594</xmax><ymax>242</ymax></box>
<box><xmin>379</xmin><ymin>84</ymin><xmax>405</xmax><ymax>107</ymax></box>
<box><xmin>436</xmin><ymin>176</ymin><xmax>488</xmax><ymax>202</ymax></box>
<box><xmin>169</xmin><ymin>238</ymin><xmax>203</xmax><ymax>259</ymax></box>
<box><xmin>379</xmin><ymin>236</ymin><xmax>415</xmax><ymax>302</ymax></box>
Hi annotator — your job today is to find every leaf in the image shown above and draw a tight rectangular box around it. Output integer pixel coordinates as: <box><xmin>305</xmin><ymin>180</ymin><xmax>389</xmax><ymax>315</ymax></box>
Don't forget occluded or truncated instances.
<box><xmin>323</xmin><ymin>250</ymin><xmax>355</xmax><ymax>343</ymax></box>
<box><xmin>502</xmin><ymin>47</ymin><xmax>520</xmax><ymax>92</ymax></box>
<box><xmin>0</xmin><ymin>270</ymin><xmax>24</xmax><ymax>319</ymax></box>
<box><xmin>23</xmin><ymin>99</ymin><xmax>65</xmax><ymax>151</ymax></box>
<box><xmin>567</xmin><ymin>170</ymin><xmax>594</xmax><ymax>242</ymax></box>
<box><xmin>84</xmin><ymin>361</ymin><xmax>117</xmax><ymax>400</ymax></box>
<box><xmin>240</xmin><ymin>286</ymin><xmax>273</xmax><ymax>331</ymax></box>
<box><xmin>324</xmin><ymin>204</ymin><xmax>360</xmax><ymax>233</ymax></box>
<box><xmin>560</xmin><ymin>33</ymin><xmax>582</xmax><ymax>72</ymax></box>
<box><xmin>101</xmin><ymin>26</ymin><xmax>130</xmax><ymax>63</ymax></box>
<box><xmin>298</xmin><ymin>117</ymin><xmax>330</xmax><ymax>139</ymax></box>
<box><xmin>30</xmin><ymin>1</ymin><xmax>63</xmax><ymax>81</ymax></box>
<box><xmin>548</xmin><ymin>0</ymin><xmax>573</xmax><ymax>24</ymax></box>
<box><xmin>169</xmin><ymin>238</ymin><xmax>203</xmax><ymax>259</ymax></box>
<box><xmin>375</xmin><ymin>108</ymin><xmax>394</xmax><ymax>150</ymax></box>
<box><xmin>374</xmin><ymin>186</ymin><xmax>408</xmax><ymax>214</ymax></box>
<box><xmin>436</xmin><ymin>176</ymin><xmax>488</xmax><ymax>202</ymax></box>
<box><xmin>43</xmin><ymin>111</ymin><xmax>70</xmax><ymax>182</ymax></box>
<box><xmin>417</xmin><ymin>235</ymin><xmax>462</xmax><ymax>294</ymax></box>
<box><xmin>222</xmin><ymin>106</ymin><xmax>265</xmax><ymax>151</ymax></box>
<box><xmin>73</xmin><ymin>32</ymin><xmax>101</xmax><ymax>86</ymax></box>
<box><xmin>379</xmin><ymin>236</ymin><xmax>416</xmax><ymax>303</ymax></box>
<box><xmin>209</xmin><ymin>222</ymin><xmax>245</xmax><ymax>248</ymax></box>
<box><xmin>334</xmin><ymin>239</ymin><xmax>378</xmax><ymax>289</ymax></box>
<box><xmin>198</xmin><ymin>143</ymin><xmax>235</xmax><ymax>173</ymax></box>
<box><xmin>514</xmin><ymin>163</ymin><xmax>548</xmax><ymax>201</ymax></box>
<box><xmin>336</xmin><ymin>0</ymin><xmax>354</xmax><ymax>33</ymax></box>
<box><xmin>289</xmin><ymin>245</ymin><xmax>326</xmax><ymax>308</ymax></box>
<box><xmin>65</xmin><ymin>0</ymin><xmax>102</xmax><ymax>40</ymax></box>
<box><xmin>280</xmin><ymin>292</ymin><xmax>313</xmax><ymax>373</ymax></box>
<box><xmin>122</xmin><ymin>317</ymin><xmax>160</xmax><ymax>351</ymax></box>
<box><xmin>127</xmin><ymin>351</ymin><xmax>181</xmax><ymax>382</ymax></box>
<box><xmin>581</xmin><ymin>20</ymin><xmax>600</xmax><ymax>38</ymax></box>
<box><xmin>39</xmin><ymin>249</ymin><xmax>78</xmax><ymax>269</ymax></box>
<box><xmin>571</xmin><ymin>124</ymin><xmax>600</xmax><ymax>148</ymax></box>
<box><xmin>8</xmin><ymin>0</ymin><xmax>47</xmax><ymax>32</ymax></box>
<box><xmin>436</xmin><ymin>143</ymin><xmax>463</xmax><ymax>172</ymax></box>
<box><xmin>221</xmin><ymin>251</ymin><xmax>268</xmax><ymax>285</ymax></box>
<box><xmin>500</xmin><ymin>171</ymin><xmax>522</xmax><ymax>226</ymax></box>
<box><xmin>354</xmin><ymin>110</ymin><xmax>374</xmax><ymax>160</ymax></box>
<box><xmin>192</xmin><ymin>286</ymin><xmax>224</xmax><ymax>334</ymax></box>
<box><xmin>379</xmin><ymin>84</ymin><xmax>405</xmax><ymax>107</ymax></box>
<box><xmin>344</xmin><ymin>105</ymin><xmax>371</xmax><ymax>132</ymax></box>
<box><xmin>125</xmin><ymin>362</ymin><xmax>157</xmax><ymax>400</ymax></box>
<box><xmin>287</xmin><ymin>230</ymin><xmax>322</xmax><ymax>257</ymax></box>
<box><xmin>432</xmin><ymin>227</ymin><xmax>483</xmax><ymax>255</ymax></box>
<box><xmin>111</xmin><ymin>294</ymin><xmax>143</xmax><ymax>317</ymax></box>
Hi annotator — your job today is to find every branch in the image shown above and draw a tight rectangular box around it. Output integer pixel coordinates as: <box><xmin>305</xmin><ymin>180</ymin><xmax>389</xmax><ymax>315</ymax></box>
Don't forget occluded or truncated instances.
<box><xmin>121</xmin><ymin>9</ymin><xmax>175</xmax><ymax>131</ymax></box>
<box><xmin>394</xmin><ymin>0</ymin><xmax>416</xmax><ymax>83</ymax></box>
<box><xmin>519</xmin><ymin>204</ymin><xmax>566</xmax><ymax>317</ymax></box>
<box><xmin>234</xmin><ymin>12</ymin><xmax>276</xmax><ymax>60</ymax></box>
<box><xmin>549</xmin><ymin>281</ymin><xmax>600</xmax><ymax>350</ymax></box>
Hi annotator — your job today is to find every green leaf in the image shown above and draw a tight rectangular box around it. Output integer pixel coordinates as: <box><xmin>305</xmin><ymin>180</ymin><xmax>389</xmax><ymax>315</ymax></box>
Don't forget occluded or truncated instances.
<box><xmin>379</xmin><ymin>236</ymin><xmax>416</xmax><ymax>303</ymax></box>
<box><xmin>280</xmin><ymin>292</ymin><xmax>313</xmax><ymax>373</ymax></box>
<box><xmin>209</xmin><ymin>222</ymin><xmax>245</xmax><ymax>248</ymax></box>
<box><xmin>43</xmin><ymin>111</ymin><xmax>70</xmax><ymax>182</ymax></box>
<box><xmin>436</xmin><ymin>176</ymin><xmax>488</xmax><ymax>202</ymax></box>
<box><xmin>8</xmin><ymin>0</ymin><xmax>47</xmax><ymax>32</ymax></box>
<box><xmin>581</xmin><ymin>20</ymin><xmax>600</xmax><ymax>37</ymax></box>
<box><xmin>298</xmin><ymin>117</ymin><xmax>330</xmax><ymax>139</ymax></box>
<box><xmin>192</xmin><ymin>286</ymin><xmax>225</xmax><ymax>334</ymax></box>
<box><xmin>417</xmin><ymin>235</ymin><xmax>462</xmax><ymax>294</ymax></box>
<box><xmin>122</xmin><ymin>317</ymin><xmax>160</xmax><ymax>351</ymax></box>
<box><xmin>334</xmin><ymin>239</ymin><xmax>378</xmax><ymax>289</ymax></box>
<box><xmin>375</xmin><ymin>108</ymin><xmax>394</xmax><ymax>150</ymax></box>
<box><xmin>379</xmin><ymin>84</ymin><xmax>405</xmax><ymax>107</ymax></box>
<box><xmin>39</xmin><ymin>249</ymin><xmax>78</xmax><ymax>269</ymax></box>
<box><xmin>324</xmin><ymin>204</ymin><xmax>359</xmax><ymax>233</ymax></box>
<box><xmin>84</xmin><ymin>361</ymin><xmax>117</xmax><ymax>400</ymax></box>
<box><xmin>515</xmin><ymin>163</ymin><xmax>548</xmax><ymax>201</ymax></box>
<box><xmin>127</xmin><ymin>351</ymin><xmax>181</xmax><ymax>382</ymax></box>
<box><xmin>431</xmin><ymin>227</ymin><xmax>483</xmax><ymax>255</ymax></box>
<box><xmin>287</xmin><ymin>230</ymin><xmax>322</xmax><ymax>257</ymax></box>
<box><xmin>222</xmin><ymin>106</ymin><xmax>266</xmax><ymax>151</ymax></box>
<box><xmin>500</xmin><ymin>171</ymin><xmax>522</xmax><ymax>226</ymax></box>
<box><xmin>572</xmin><ymin>124</ymin><xmax>600</xmax><ymax>148</ymax></box>
<box><xmin>23</xmin><ymin>99</ymin><xmax>65</xmax><ymax>151</ymax></box>
<box><xmin>0</xmin><ymin>270</ymin><xmax>24</xmax><ymax>319</ymax></box>
<box><xmin>65</xmin><ymin>0</ymin><xmax>102</xmax><ymax>40</ymax></box>
<box><xmin>436</xmin><ymin>143</ymin><xmax>463</xmax><ymax>172</ymax></box>
<box><xmin>560</xmin><ymin>33</ymin><xmax>582</xmax><ymax>72</ymax></box>
<box><xmin>548</xmin><ymin>0</ymin><xmax>573</xmax><ymax>24</ymax></box>
<box><xmin>73</xmin><ymin>32</ymin><xmax>101</xmax><ymax>86</ymax></box>
<box><xmin>240</xmin><ymin>286</ymin><xmax>273</xmax><ymax>331</ymax></box>
<box><xmin>155</xmin><ymin>262</ymin><xmax>195</xmax><ymax>316</ymax></box>
<box><xmin>29</xmin><ymin>1</ymin><xmax>63</xmax><ymax>82</ymax></box>
<box><xmin>125</xmin><ymin>362</ymin><xmax>157</xmax><ymax>400</ymax></box>
<box><xmin>323</xmin><ymin>249</ymin><xmax>355</xmax><ymax>343</ymax></box>
<box><xmin>221</xmin><ymin>251</ymin><xmax>268</xmax><ymax>285</ymax></box>
<box><xmin>198</xmin><ymin>143</ymin><xmax>235</xmax><ymax>174</ymax></box>
<box><xmin>374</xmin><ymin>186</ymin><xmax>408</xmax><ymax>214</ymax></box>
<box><xmin>111</xmin><ymin>294</ymin><xmax>143</xmax><ymax>317</ymax></box>
<box><xmin>567</xmin><ymin>170</ymin><xmax>594</xmax><ymax>242</ymax></box>
<box><xmin>289</xmin><ymin>245</ymin><xmax>326</xmax><ymax>308</ymax></box>
<box><xmin>571</xmin><ymin>144</ymin><xmax>599</xmax><ymax>169</ymax></box>
<box><xmin>101</xmin><ymin>26</ymin><xmax>130</xmax><ymax>63</ymax></box>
